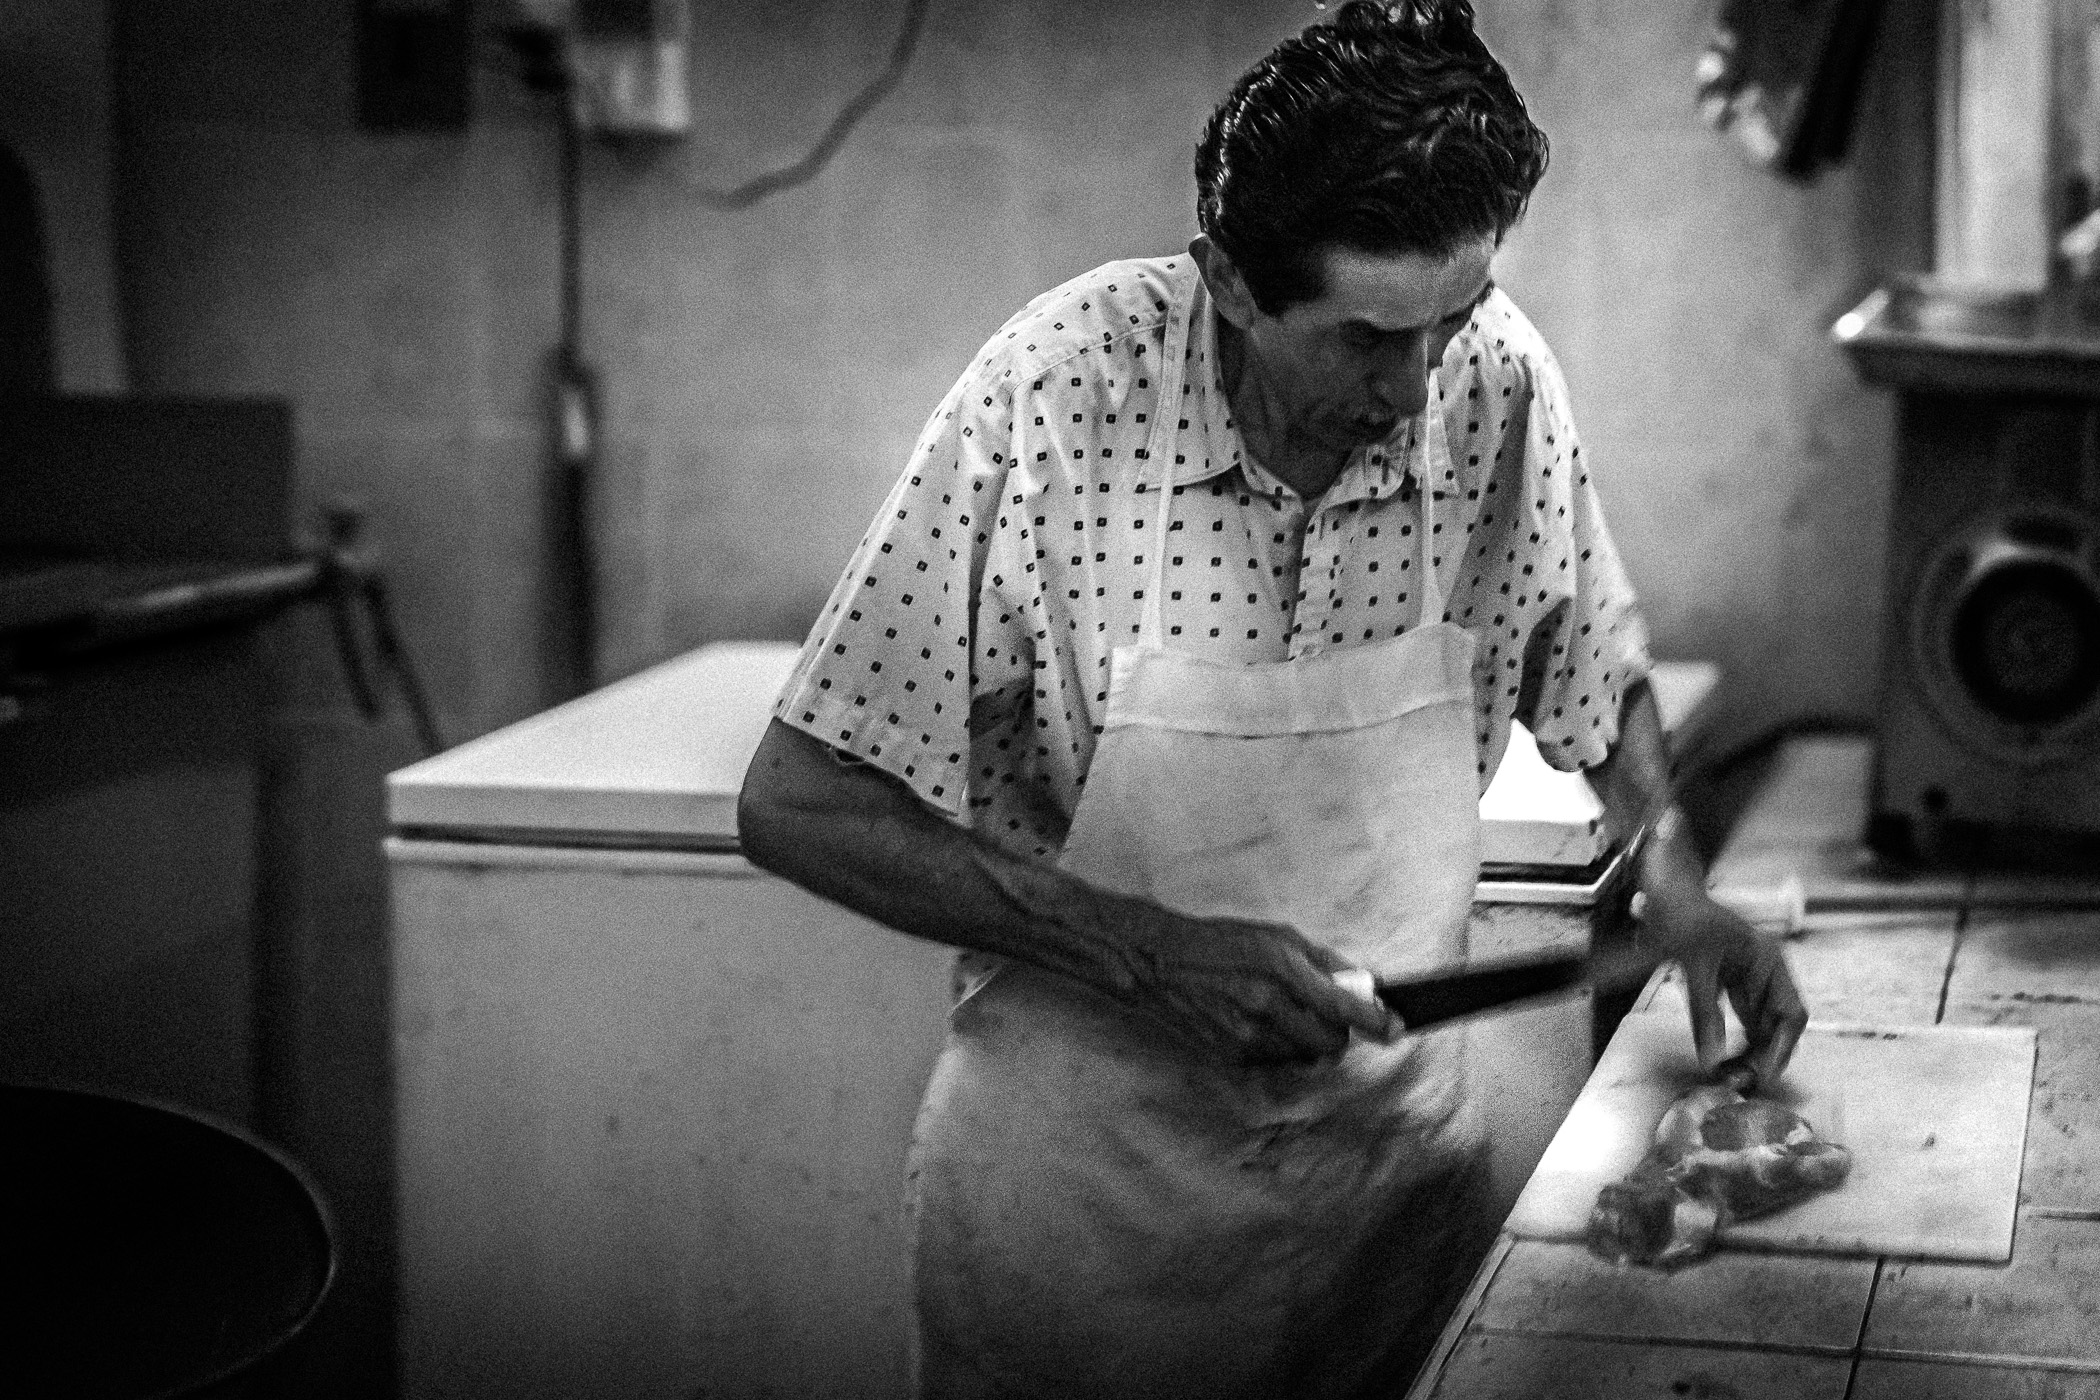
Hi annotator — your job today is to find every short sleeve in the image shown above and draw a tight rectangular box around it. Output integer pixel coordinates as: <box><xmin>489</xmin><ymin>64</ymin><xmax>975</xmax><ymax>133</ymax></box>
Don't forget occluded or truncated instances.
<box><xmin>772</xmin><ymin>369</ymin><xmax>1024</xmax><ymax>817</ymax></box>
<box><xmin>1512</xmin><ymin>355</ymin><xmax>1651</xmax><ymax>773</ymax></box>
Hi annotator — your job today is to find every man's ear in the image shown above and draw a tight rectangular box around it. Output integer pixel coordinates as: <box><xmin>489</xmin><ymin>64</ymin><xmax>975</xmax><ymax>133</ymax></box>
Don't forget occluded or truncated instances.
<box><xmin>1189</xmin><ymin>235</ymin><xmax>1259</xmax><ymax>331</ymax></box>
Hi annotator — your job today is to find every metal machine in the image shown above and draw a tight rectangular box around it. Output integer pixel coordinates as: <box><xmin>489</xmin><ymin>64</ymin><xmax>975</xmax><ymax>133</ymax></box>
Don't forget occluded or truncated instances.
<box><xmin>1836</xmin><ymin>282</ymin><xmax>2100</xmax><ymax>859</ymax></box>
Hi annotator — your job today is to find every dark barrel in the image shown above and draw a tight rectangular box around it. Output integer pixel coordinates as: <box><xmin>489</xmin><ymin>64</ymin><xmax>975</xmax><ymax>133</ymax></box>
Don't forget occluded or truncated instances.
<box><xmin>1</xmin><ymin>1085</ymin><xmax>334</xmax><ymax>1398</ymax></box>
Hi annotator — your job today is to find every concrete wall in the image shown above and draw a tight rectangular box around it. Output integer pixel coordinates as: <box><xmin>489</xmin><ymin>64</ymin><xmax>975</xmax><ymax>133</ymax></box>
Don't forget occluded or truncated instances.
<box><xmin>1483</xmin><ymin>0</ymin><xmax>1934</xmax><ymax>756</ymax></box>
<box><xmin>107</xmin><ymin>0</ymin><xmax>1931</xmax><ymax>753</ymax></box>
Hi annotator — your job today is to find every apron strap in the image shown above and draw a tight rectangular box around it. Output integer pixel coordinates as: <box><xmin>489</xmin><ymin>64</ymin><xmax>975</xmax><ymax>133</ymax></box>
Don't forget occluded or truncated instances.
<box><xmin>1137</xmin><ymin>285</ymin><xmax>1195</xmax><ymax>649</ymax></box>
<box><xmin>1414</xmin><ymin>387</ymin><xmax>1451</xmax><ymax>624</ymax></box>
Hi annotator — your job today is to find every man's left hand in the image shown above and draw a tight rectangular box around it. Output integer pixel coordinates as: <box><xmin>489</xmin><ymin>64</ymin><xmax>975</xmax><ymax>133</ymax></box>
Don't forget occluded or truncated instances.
<box><xmin>1640</xmin><ymin>874</ymin><xmax>1807</xmax><ymax>1090</ymax></box>
<box><xmin>1581</xmin><ymin>677</ymin><xmax>1809</xmax><ymax>1090</ymax></box>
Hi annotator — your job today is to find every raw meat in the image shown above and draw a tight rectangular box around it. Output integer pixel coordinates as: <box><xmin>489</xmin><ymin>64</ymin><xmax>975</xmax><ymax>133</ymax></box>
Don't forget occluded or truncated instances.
<box><xmin>1585</xmin><ymin>1078</ymin><xmax>1852</xmax><ymax>1269</ymax></box>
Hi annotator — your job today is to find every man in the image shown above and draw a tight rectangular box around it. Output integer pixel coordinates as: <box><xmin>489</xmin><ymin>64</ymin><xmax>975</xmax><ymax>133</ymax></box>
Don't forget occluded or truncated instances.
<box><xmin>739</xmin><ymin>3</ymin><xmax>1806</xmax><ymax>1395</ymax></box>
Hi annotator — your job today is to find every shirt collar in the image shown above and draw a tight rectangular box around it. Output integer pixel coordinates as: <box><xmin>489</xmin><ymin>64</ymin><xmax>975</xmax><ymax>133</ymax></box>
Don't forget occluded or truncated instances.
<box><xmin>1146</xmin><ymin>270</ymin><xmax>1239</xmax><ymax>492</ymax></box>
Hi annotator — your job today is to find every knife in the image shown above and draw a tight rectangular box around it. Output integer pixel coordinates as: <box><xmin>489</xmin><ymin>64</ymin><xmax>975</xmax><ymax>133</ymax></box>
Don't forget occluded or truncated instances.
<box><xmin>1363</xmin><ymin>943</ymin><xmax>1661</xmax><ymax>1031</ymax></box>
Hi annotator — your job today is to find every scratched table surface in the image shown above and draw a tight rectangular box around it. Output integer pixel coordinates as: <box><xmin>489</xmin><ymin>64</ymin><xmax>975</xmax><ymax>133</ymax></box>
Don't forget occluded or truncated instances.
<box><xmin>1405</xmin><ymin>736</ymin><xmax>2100</xmax><ymax>1399</ymax></box>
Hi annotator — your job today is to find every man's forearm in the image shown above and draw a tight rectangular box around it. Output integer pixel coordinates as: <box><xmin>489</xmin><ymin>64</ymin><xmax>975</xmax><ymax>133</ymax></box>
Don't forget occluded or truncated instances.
<box><xmin>737</xmin><ymin>719</ymin><xmax>1169</xmax><ymax>995</ymax></box>
<box><xmin>1586</xmin><ymin>677</ymin><xmax>1809</xmax><ymax>1080</ymax></box>
<box><xmin>735</xmin><ymin>718</ymin><xmax>1390</xmax><ymax>1064</ymax></box>
<box><xmin>1585</xmin><ymin>677</ymin><xmax>1706</xmax><ymax>906</ymax></box>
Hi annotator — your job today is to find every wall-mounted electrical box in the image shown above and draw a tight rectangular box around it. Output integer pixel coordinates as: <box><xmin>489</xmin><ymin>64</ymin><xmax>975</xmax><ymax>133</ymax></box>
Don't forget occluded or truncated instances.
<box><xmin>568</xmin><ymin>0</ymin><xmax>692</xmax><ymax>137</ymax></box>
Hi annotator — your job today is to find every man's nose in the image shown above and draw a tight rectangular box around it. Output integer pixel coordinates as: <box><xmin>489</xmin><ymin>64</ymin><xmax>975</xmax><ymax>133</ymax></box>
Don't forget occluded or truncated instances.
<box><xmin>1369</xmin><ymin>335</ymin><xmax>1432</xmax><ymax>417</ymax></box>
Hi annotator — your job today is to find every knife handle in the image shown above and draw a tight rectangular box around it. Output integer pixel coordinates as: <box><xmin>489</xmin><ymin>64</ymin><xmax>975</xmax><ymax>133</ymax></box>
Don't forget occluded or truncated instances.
<box><xmin>1332</xmin><ymin>968</ymin><xmax>1378</xmax><ymax>1003</ymax></box>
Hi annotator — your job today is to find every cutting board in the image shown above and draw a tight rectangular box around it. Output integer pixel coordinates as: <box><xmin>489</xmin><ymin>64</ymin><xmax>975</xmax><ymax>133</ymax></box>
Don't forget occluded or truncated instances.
<box><xmin>1504</xmin><ymin>975</ymin><xmax>2037</xmax><ymax>1262</ymax></box>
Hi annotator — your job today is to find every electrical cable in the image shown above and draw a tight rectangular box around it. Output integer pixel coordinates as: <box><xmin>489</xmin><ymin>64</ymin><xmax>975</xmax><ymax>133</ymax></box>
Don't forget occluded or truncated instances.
<box><xmin>1687</xmin><ymin>713</ymin><xmax>1873</xmax><ymax>789</ymax></box>
<box><xmin>681</xmin><ymin>0</ymin><xmax>933</xmax><ymax>209</ymax></box>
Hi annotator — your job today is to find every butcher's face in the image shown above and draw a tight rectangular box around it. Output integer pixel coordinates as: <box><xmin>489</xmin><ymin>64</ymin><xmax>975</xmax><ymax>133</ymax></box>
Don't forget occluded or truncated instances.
<box><xmin>1226</xmin><ymin>239</ymin><xmax>1497</xmax><ymax>456</ymax></box>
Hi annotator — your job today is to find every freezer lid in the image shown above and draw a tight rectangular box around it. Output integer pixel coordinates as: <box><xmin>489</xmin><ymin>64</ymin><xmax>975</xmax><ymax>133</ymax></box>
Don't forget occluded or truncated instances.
<box><xmin>386</xmin><ymin>641</ymin><xmax>802</xmax><ymax>846</ymax></box>
<box><xmin>388</xmin><ymin>641</ymin><xmax>1717</xmax><ymax>862</ymax></box>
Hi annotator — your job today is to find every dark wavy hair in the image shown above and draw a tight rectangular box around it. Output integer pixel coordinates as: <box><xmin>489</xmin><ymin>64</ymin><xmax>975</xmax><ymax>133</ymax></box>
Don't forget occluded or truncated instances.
<box><xmin>1196</xmin><ymin>0</ymin><xmax>1549</xmax><ymax>314</ymax></box>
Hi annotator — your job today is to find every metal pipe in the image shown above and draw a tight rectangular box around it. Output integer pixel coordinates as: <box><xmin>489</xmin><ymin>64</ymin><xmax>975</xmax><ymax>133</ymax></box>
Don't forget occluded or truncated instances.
<box><xmin>3</xmin><ymin>509</ymin><xmax>447</xmax><ymax>755</ymax></box>
<box><xmin>552</xmin><ymin>82</ymin><xmax>598</xmax><ymax>696</ymax></box>
<box><xmin>85</xmin><ymin>558</ymin><xmax>325</xmax><ymax>642</ymax></box>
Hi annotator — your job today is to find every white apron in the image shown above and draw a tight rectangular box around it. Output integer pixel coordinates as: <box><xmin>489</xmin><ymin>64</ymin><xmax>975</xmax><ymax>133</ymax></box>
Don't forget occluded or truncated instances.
<box><xmin>908</xmin><ymin>296</ymin><xmax>1492</xmax><ymax>1400</ymax></box>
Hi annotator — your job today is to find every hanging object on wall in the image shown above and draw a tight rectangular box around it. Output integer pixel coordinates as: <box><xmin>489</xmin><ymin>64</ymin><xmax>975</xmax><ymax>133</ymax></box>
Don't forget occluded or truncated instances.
<box><xmin>568</xmin><ymin>0</ymin><xmax>692</xmax><ymax>137</ymax></box>
<box><xmin>506</xmin><ymin>0</ymin><xmax>691</xmax><ymax>137</ymax></box>
<box><xmin>1694</xmin><ymin>0</ymin><xmax>1890</xmax><ymax>181</ymax></box>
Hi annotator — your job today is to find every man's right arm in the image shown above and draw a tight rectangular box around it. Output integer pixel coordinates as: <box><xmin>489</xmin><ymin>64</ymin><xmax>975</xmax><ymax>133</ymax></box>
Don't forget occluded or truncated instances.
<box><xmin>736</xmin><ymin>718</ymin><xmax>1392</xmax><ymax>1064</ymax></box>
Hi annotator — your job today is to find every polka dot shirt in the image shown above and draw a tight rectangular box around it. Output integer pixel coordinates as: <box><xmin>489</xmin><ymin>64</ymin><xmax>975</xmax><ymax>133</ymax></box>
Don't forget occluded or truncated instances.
<box><xmin>775</xmin><ymin>256</ymin><xmax>1651</xmax><ymax>861</ymax></box>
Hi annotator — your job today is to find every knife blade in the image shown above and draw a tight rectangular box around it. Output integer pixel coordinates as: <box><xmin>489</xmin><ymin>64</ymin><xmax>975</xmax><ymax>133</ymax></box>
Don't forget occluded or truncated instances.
<box><xmin>1371</xmin><ymin>943</ymin><xmax>1660</xmax><ymax>1031</ymax></box>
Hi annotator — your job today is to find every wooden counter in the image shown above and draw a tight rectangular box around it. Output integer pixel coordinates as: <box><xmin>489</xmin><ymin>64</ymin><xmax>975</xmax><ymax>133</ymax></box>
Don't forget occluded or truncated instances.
<box><xmin>1408</xmin><ymin>736</ymin><xmax>2100</xmax><ymax>1398</ymax></box>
